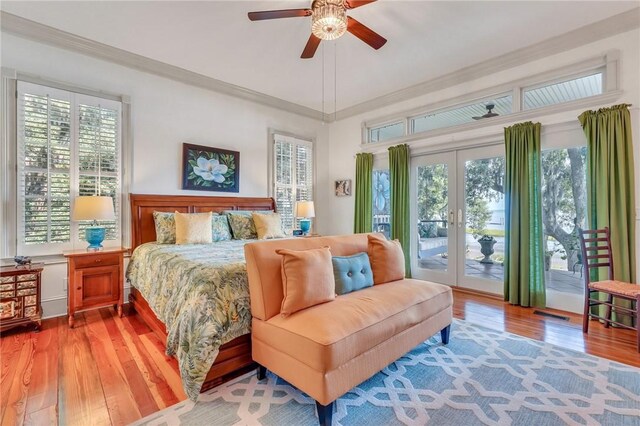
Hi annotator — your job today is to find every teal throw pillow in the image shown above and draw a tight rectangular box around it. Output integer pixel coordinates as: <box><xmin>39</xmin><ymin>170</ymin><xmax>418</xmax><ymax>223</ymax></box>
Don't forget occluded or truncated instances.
<box><xmin>332</xmin><ymin>252</ymin><xmax>374</xmax><ymax>295</ymax></box>
<box><xmin>211</xmin><ymin>215</ymin><xmax>232</xmax><ymax>242</ymax></box>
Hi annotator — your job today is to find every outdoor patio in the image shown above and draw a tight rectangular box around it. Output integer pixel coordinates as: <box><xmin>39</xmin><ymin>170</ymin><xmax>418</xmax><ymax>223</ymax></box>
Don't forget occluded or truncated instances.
<box><xmin>418</xmin><ymin>236</ymin><xmax>584</xmax><ymax>295</ymax></box>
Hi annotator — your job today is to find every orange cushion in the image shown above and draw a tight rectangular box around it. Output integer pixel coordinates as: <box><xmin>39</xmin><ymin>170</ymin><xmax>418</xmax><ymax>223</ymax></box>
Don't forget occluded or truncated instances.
<box><xmin>367</xmin><ymin>234</ymin><xmax>405</xmax><ymax>284</ymax></box>
<box><xmin>276</xmin><ymin>247</ymin><xmax>335</xmax><ymax>317</ymax></box>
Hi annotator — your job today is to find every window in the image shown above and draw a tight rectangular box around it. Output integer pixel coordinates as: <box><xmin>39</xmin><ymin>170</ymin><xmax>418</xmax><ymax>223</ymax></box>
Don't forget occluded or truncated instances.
<box><xmin>372</xmin><ymin>169</ymin><xmax>391</xmax><ymax>238</ymax></box>
<box><xmin>411</xmin><ymin>95</ymin><xmax>513</xmax><ymax>134</ymax></box>
<box><xmin>523</xmin><ymin>72</ymin><xmax>603</xmax><ymax>110</ymax></box>
<box><xmin>369</xmin><ymin>121</ymin><xmax>405</xmax><ymax>143</ymax></box>
<box><xmin>272</xmin><ymin>133</ymin><xmax>314</xmax><ymax>232</ymax></box>
<box><xmin>17</xmin><ymin>81</ymin><xmax>122</xmax><ymax>255</ymax></box>
<box><xmin>364</xmin><ymin>56</ymin><xmax>614</xmax><ymax>144</ymax></box>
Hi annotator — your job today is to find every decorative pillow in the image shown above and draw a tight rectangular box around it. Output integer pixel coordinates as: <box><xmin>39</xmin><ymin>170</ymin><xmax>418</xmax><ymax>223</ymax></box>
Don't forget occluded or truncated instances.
<box><xmin>332</xmin><ymin>252</ymin><xmax>374</xmax><ymax>295</ymax></box>
<box><xmin>211</xmin><ymin>215</ymin><xmax>232</xmax><ymax>242</ymax></box>
<box><xmin>153</xmin><ymin>211</ymin><xmax>176</xmax><ymax>244</ymax></box>
<box><xmin>174</xmin><ymin>211</ymin><xmax>213</xmax><ymax>244</ymax></box>
<box><xmin>276</xmin><ymin>247</ymin><xmax>335</xmax><ymax>317</ymax></box>
<box><xmin>252</xmin><ymin>212</ymin><xmax>286</xmax><ymax>240</ymax></box>
<box><xmin>227</xmin><ymin>212</ymin><xmax>258</xmax><ymax>240</ymax></box>
<box><xmin>367</xmin><ymin>234</ymin><xmax>405</xmax><ymax>285</ymax></box>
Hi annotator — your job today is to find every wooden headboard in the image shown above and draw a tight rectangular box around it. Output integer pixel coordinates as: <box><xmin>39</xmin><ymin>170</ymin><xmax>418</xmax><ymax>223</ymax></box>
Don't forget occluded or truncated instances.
<box><xmin>129</xmin><ymin>194</ymin><xmax>276</xmax><ymax>250</ymax></box>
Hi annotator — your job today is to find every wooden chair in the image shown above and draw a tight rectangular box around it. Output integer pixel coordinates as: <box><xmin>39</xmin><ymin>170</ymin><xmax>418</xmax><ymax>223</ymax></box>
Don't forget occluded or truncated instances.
<box><xmin>579</xmin><ymin>227</ymin><xmax>640</xmax><ymax>352</ymax></box>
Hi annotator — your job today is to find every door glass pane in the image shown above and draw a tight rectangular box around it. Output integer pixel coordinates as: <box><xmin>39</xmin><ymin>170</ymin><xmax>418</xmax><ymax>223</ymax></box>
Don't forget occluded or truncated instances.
<box><xmin>541</xmin><ymin>147</ymin><xmax>587</xmax><ymax>295</ymax></box>
<box><xmin>372</xmin><ymin>170</ymin><xmax>391</xmax><ymax>238</ymax></box>
<box><xmin>464</xmin><ymin>157</ymin><xmax>505</xmax><ymax>282</ymax></box>
<box><xmin>416</xmin><ymin>164</ymin><xmax>449</xmax><ymax>271</ymax></box>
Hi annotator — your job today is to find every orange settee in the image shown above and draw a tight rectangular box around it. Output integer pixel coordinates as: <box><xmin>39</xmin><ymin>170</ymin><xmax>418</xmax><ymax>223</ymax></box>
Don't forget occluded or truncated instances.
<box><xmin>244</xmin><ymin>233</ymin><xmax>453</xmax><ymax>425</ymax></box>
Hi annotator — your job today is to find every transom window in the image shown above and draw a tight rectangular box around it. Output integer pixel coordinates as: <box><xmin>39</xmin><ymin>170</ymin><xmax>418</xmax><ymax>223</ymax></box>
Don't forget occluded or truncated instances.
<box><xmin>369</xmin><ymin>121</ymin><xmax>405</xmax><ymax>143</ymax></box>
<box><xmin>365</xmin><ymin>63</ymin><xmax>610</xmax><ymax>144</ymax></box>
<box><xmin>411</xmin><ymin>95</ymin><xmax>513</xmax><ymax>134</ymax></box>
<box><xmin>17</xmin><ymin>81</ymin><xmax>122</xmax><ymax>256</ymax></box>
<box><xmin>522</xmin><ymin>71</ymin><xmax>603</xmax><ymax>110</ymax></box>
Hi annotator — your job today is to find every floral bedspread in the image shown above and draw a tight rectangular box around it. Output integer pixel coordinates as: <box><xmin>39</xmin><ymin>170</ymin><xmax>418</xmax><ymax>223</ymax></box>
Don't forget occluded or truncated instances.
<box><xmin>126</xmin><ymin>241</ymin><xmax>252</xmax><ymax>401</ymax></box>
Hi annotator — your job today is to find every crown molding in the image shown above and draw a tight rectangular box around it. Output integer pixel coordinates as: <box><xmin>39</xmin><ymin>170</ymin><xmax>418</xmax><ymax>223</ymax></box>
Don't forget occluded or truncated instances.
<box><xmin>334</xmin><ymin>7</ymin><xmax>640</xmax><ymax>121</ymax></box>
<box><xmin>2</xmin><ymin>8</ymin><xmax>638</xmax><ymax>123</ymax></box>
<box><xmin>0</xmin><ymin>11</ymin><xmax>325</xmax><ymax>121</ymax></box>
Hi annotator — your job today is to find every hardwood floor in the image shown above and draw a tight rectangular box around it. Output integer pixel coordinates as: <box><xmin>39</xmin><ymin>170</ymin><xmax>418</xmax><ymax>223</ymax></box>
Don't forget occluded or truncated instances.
<box><xmin>1</xmin><ymin>290</ymin><xmax>638</xmax><ymax>426</ymax></box>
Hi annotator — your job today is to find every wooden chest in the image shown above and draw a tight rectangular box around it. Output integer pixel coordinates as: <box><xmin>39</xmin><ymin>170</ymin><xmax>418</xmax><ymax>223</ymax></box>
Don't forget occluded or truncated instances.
<box><xmin>0</xmin><ymin>263</ymin><xmax>44</xmax><ymax>332</ymax></box>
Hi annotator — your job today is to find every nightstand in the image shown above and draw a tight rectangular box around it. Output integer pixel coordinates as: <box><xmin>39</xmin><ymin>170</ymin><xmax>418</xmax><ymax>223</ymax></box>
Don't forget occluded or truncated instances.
<box><xmin>64</xmin><ymin>248</ymin><xmax>125</xmax><ymax>328</ymax></box>
<box><xmin>0</xmin><ymin>263</ymin><xmax>44</xmax><ymax>332</ymax></box>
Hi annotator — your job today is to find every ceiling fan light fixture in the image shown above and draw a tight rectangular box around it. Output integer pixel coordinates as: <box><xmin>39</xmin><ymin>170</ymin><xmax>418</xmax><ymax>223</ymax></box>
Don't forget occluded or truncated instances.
<box><xmin>311</xmin><ymin>0</ymin><xmax>347</xmax><ymax>40</ymax></box>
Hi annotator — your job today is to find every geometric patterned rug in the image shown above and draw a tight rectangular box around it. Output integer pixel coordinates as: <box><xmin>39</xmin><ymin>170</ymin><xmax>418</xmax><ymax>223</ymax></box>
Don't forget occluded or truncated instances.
<box><xmin>131</xmin><ymin>319</ymin><xmax>640</xmax><ymax>426</ymax></box>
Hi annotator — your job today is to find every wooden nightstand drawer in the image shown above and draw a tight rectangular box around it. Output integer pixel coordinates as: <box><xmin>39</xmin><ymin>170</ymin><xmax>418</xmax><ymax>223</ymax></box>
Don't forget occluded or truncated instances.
<box><xmin>72</xmin><ymin>253</ymin><xmax>120</xmax><ymax>269</ymax></box>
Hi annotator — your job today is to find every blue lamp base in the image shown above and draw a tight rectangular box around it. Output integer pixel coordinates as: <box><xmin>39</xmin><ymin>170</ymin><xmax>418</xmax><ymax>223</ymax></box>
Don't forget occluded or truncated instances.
<box><xmin>300</xmin><ymin>219</ymin><xmax>311</xmax><ymax>235</ymax></box>
<box><xmin>85</xmin><ymin>226</ymin><xmax>106</xmax><ymax>251</ymax></box>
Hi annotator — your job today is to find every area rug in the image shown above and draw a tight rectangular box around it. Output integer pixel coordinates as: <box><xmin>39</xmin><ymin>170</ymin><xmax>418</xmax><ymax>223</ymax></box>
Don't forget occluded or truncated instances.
<box><xmin>132</xmin><ymin>319</ymin><xmax>640</xmax><ymax>426</ymax></box>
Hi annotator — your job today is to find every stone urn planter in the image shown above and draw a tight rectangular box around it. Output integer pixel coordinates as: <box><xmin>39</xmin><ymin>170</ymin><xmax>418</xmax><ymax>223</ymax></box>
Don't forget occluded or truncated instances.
<box><xmin>478</xmin><ymin>235</ymin><xmax>497</xmax><ymax>264</ymax></box>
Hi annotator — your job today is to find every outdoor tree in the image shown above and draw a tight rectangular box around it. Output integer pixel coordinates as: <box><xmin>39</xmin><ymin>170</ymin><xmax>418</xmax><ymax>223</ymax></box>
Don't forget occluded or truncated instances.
<box><xmin>416</xmin><ymin>164</ymin><xmax>448</xmax><ymax>237</ymax></box>
<box><xmin>540</xmin><ymin>147</ymin><xmax>587</xmax><ymax>270</ymax></box>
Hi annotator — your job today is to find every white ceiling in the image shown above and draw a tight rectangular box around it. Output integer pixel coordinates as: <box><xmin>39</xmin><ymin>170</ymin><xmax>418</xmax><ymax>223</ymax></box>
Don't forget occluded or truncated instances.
<box><xmin>2</xmin><ymin>1</ymin><xmax>638</xmax><ymax>113</ymax></box>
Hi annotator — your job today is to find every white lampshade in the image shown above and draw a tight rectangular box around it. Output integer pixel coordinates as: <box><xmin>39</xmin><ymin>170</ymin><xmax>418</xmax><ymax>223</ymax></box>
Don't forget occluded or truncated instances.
<box><xmin>295</xmin><ymin>201</ymin><xmax>315</xmax><ymax>218</ymax></box>
<box><xmin>72</xmin><ymin>196</ymin><xmax>116</xmax><ymax>221</ymax></box>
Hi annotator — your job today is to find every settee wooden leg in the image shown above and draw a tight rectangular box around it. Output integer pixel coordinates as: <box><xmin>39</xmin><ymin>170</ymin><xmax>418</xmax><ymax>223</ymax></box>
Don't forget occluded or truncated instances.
<box><xmin>257</xmin><ymin>365</ymin><xmax>267</xmax><ymax>380</ymax></box>
<box><xmin>316</xmin><ymin>401</ymin><xmax>334</xmax><ymax>426</ymax></box>
<box><xmin>440</xmin><ymin>325</ymin><xmax>451</xmax><ymax>344</ymax></box>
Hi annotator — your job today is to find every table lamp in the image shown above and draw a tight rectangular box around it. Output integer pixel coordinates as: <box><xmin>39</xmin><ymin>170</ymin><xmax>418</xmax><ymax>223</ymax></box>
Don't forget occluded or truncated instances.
<box><xmin>296</xmin><ymin>201</ymin><xmax>315</xmax><ymax>235</ymax></box>
<box><xmin>72</xmin><ymin>196</ymin><xmax>115</xmax><ymax>251</ymax></box>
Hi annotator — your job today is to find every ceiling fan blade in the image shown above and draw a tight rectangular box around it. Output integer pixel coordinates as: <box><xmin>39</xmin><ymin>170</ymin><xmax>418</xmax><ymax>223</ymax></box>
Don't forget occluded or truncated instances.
<box><xmin>301</xmin><ymin>34</ymin><xmax>322</xmax><ymax>59</ymax></box>
<box><xmin>248</xmin><ymin>9</ymin><xmax>312</xmax><ymax>21</ymax></box>
<box><xmin>344</xmin><ymin>0</ymin><xmax>377</xmax><ymax>9</ymax></box>
<box><xmin>347</xmin><ymin>17</ymin><xmax>387</xmax><ymax>50</ymax></box>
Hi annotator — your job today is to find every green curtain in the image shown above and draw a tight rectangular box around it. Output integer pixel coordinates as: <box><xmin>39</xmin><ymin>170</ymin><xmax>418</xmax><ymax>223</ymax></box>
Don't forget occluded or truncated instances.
<box><xmin>388</xmin><ymin>144</ymin><xmax>411</xmax><ymax>277</ymax></box>
<box><xmin>578</xmin><ymin>104</ymin><xmax>636</xmax><ymax>325</ymax></box>
<box><xmin>504</xmin><ymin>122</ymin><xmax>546</xmax><ymax>308</ymax></box>
<box><xmin>354</xmin><ymin>153</ymin><xmax>373</xmax><ymax>234</ymax></box>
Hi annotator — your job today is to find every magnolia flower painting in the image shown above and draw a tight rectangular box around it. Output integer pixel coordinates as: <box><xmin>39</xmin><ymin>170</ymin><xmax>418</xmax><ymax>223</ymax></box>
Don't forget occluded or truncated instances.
<box><xmin>182</xmin><ymin>143</ymin><xmax>239</xmax><ymax>192</ymax></box>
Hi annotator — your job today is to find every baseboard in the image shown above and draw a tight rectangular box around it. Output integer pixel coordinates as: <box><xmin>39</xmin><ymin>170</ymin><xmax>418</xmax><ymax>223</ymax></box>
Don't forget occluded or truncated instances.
<box><xmin>451</xmin><ymin>286</ymin><xmax>503</xmax><ymax>300</ymax></box>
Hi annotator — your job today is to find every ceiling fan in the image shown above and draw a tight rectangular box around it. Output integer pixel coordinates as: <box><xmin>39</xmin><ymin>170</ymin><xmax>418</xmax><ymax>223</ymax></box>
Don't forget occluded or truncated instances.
<box><xmin>472</xmin><ymin>104</ymin><xmax>499</xmax><ymax>120</ymax></box>
<box><xmin>248</xmin><ymin>0</ymin><xmax>387</xmax><ymax>59</ymax></box>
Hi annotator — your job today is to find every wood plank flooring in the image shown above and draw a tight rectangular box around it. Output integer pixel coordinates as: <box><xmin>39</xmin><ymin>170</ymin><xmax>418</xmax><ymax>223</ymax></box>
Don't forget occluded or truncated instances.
<box><xmin>1</xmin><ymin>290</ymin><xmax>638</xmax><ymax>426</ymax></box>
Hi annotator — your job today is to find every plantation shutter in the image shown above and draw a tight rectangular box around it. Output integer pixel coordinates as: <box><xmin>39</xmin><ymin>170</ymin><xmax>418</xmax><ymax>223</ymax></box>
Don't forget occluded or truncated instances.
<box><xmin>16</xmin><ymin>81</ymin><xmax>122</xmax><ymax>256</ymax></box>
<box><xmin>17</xmin><ymin>84</ymin><xmax>73</xmax><ymax>253</ymax></box>
<box><xmin>273</xmin><ymin>134</ymin><xmax>314</xmax><ymax>232</ymax></box>
<box><xmin>76</xmin><ymin>98</ymin><xmax>121</xmax><ymax>241</ymax></box>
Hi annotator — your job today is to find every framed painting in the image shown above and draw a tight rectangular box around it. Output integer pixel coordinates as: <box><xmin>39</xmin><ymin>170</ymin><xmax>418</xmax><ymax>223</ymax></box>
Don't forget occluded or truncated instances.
<box><xmin>182</xmin><ymin>143</ymin><xmax>240</xmax><ymax>192</ymax></box>
<box><xmin>335</xmin><ymin>179</ymin><xmax>352</xmax><ymax>196</ymax></box>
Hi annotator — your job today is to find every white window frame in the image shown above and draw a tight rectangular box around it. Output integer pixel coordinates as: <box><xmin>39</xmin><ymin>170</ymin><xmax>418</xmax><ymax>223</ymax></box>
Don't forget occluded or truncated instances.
<box><xmin>1</xmin><ymin>72</ymin><xmax>131</xmax><ymax>260</ymax></box>
<box><xmin>269</xmin><ymin>131</ymin><xmax>315</xmax><ymax>233</ymax></box>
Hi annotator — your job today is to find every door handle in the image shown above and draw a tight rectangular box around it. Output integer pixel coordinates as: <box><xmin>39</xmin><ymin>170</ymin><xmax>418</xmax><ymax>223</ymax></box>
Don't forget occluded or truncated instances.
<box><xmin>458</xmin><ymin>209</ymin><xmax>463</xmax><ymax>228</ymax></box>
<box><xmin>449</xmin><ymin>210</ymin><xmax>454</xmax><ymax>227</ymax></box>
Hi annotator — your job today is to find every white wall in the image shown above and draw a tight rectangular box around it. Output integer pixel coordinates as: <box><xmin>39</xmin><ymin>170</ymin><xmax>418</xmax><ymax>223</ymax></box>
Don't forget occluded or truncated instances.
<box><xmin>326</xmin><ymin>29</ymin><xmax>640</xmax><ymax>236</ymax></box>
<box><xmin>1</xmin><ymin>33</ymin><xmax>330</xmax><ymax>318</ymax></box>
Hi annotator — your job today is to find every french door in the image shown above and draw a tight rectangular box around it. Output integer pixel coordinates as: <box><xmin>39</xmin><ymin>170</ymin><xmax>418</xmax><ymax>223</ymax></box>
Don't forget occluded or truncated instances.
<box><xmin>411</xmin><ymin>145</ymin><xmax>505</xmax><ymax>294</ymax></box>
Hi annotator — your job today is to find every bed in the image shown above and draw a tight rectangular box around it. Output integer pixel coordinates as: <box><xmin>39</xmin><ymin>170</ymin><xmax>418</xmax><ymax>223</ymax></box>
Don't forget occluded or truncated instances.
<box><xmin>127</xmin><ymin>194</ymin><xmax>275</xmax><ymax>400</ymax></box>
